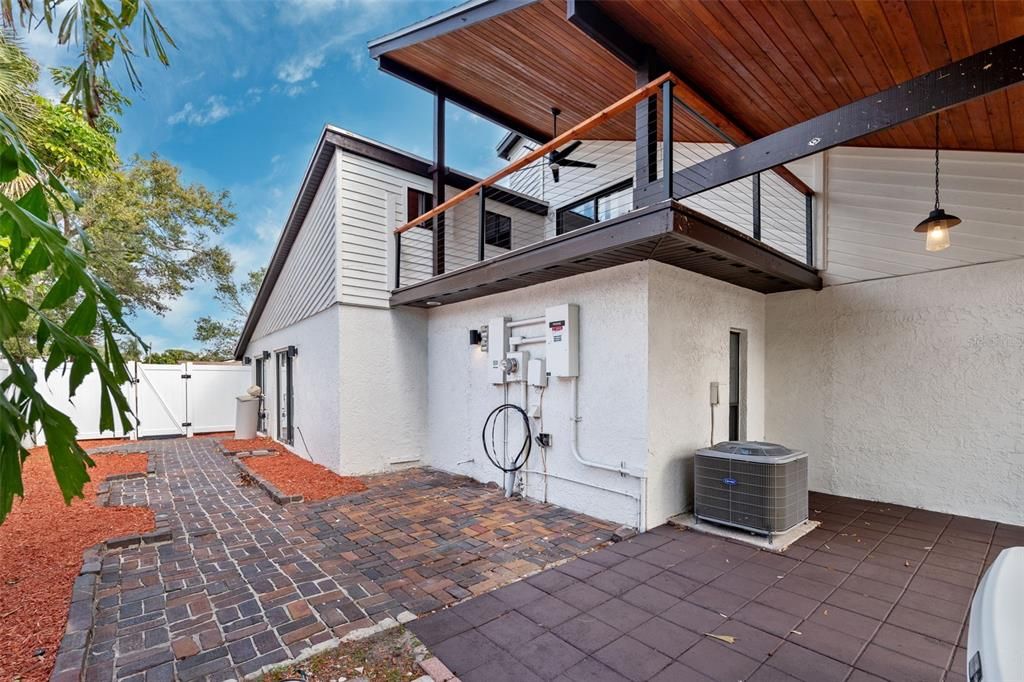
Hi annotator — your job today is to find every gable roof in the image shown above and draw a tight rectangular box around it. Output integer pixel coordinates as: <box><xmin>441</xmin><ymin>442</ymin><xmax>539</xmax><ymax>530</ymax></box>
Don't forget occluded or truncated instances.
<box><xmin>234</xmin><ymin>125</ymin><xmax>547</xmax><ymax>358</ymax></box>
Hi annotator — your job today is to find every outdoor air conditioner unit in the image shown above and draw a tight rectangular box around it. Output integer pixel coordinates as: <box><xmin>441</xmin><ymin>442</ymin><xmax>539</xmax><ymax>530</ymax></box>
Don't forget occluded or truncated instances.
<box><xmin>694</xmin><ymin>441</ymin><xmax>808</xmax><ymax>536</ymax></box>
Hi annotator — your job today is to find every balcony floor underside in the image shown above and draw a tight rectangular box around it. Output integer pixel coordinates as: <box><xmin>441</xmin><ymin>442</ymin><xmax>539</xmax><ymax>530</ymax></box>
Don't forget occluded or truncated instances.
<box><xmin>390</xmin><ymin>201</ymin><xmax>822</xmax><ymax>308</ymax></box>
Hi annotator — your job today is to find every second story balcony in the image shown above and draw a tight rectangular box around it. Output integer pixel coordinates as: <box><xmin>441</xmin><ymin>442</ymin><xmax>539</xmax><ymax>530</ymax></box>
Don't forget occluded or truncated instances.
<box><xmin>388</xmin><ymin>73</ymin><xmax>821</xmax><ymax>307</ymax></box>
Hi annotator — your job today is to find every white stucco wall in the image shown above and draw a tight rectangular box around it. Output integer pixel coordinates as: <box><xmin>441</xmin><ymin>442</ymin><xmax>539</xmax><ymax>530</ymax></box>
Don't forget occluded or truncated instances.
<box><xmin>424</xmin><ymin>262</ymin><xmax>651</xmax><ymax>528</ymax></box>
<box><xmin>338</xmin><ymin>305</ymin><xmax>429</xmax><ymax>474</ymax></box>
<box><xmin>646</xmin><ymin>261</ymin><xmax>767</xmax><ymax>525</ymax></box>
<box><xmin>765</xmin><ymin>259</ymin><xmax>1024</xmax><ymax>524</ymax></box>
<box><xmin>244</xmin><ymin>305</ymin><xmax>342</xmax><ymax>471</ymax></box>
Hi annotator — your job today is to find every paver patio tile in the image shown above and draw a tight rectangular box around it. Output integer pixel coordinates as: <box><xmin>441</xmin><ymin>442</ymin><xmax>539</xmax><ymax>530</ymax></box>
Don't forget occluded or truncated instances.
<box><xmin>589</xmin><ymin>568</ymin><xmax>641</xmax><ymax>596</ymax></box>
<box><xmin>560</xmin><ymin>656</ymin><xmax>631</xmax><ymax>682</ymax></box>
<box><xmin>629</xmin><ymin>616</ymin><xmax>701</xmax><ymax>658</ymax></box>
<box><xmin>517</xmin><ymin>593</ymin><xmax>581</xmax><ymax>628</ymax></box>
<box><xmin>431</xmin><ymin>630</ymin><xmax>504</xmax><ymax>675</ymax></box>
<box><xmin>710</xmin><ymin>619</ymin><xmax>783</xmax><ymax>662</ymax></box>
<box><xmin>677</xmin><ymin>638</ymin><xmax>760</xmax><ymax>681</ymax></box>
<box><xmin>479</xmin><ymin>610</ymin><xmax>545</xmax><ymax>650</ymax></box>
<box><xmin>768</xmin><ymin>642</ymin><xmax>853</xmax><ymax>682</ymax></box>
<box><xmin>515</xmin><ymin>632</ymin><xmax>587</xmax><ymax>679</ymax></box>
<box><xmin>553</xmin><ymin>613</ymin><xmax>621</xmax><ymax>653</ymax></box>
<box><xmin>590</xmin><ymin>597</ymin><xmax>652</xmax><ymax>631</ymax></box>
<box><xmin>786</xmin><ymin>620</ymin><xmax>867</xmax><ymax>664</ymax></box>
<box><xmin>593</xmin><ymin>635</ymin><xmax>672</xmax><ymax>682</ymax></box>
<box><xmin>806</xmin><ymin>604</ymin><xmax>880</xmax><ymax>640</ymax></box>
<box><xmin>660</xmin><ymin>599</ymin><xmax>727</xmax><ymax>633</ymax></box>
<box><xmin>855</xmin><ymin>643</ymin><xmax>946</xmax><ymax>682</ymax></box>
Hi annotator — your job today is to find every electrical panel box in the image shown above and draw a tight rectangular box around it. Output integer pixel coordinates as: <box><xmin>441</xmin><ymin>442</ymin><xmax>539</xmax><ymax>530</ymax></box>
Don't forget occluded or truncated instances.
<box><xmin>528</xmin><ymin>358</ymin><xmax>547</xmax><ymax>387</ymax></box>
<box><xmin>545</xmin><ymin>304</ymin><xmax>579</xmax><ymax>377</ymax></box>
<box><xmin>488</xmin><ymin>317</ymin><xmax>509</xmax><ymax>384</ymax></box>
<box><xmin>709</xmin><ymin>381</ymin><xmax>720</xmax><ymax>406</ymax></box>
<box><xmin>504</xmin><ymin>351</ymin><xmax>529</xmax><ymax>383</ymax></box>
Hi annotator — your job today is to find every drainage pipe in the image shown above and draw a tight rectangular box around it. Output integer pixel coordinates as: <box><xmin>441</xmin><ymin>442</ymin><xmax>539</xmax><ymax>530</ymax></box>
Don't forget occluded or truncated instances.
<box><xmin>569</xmin><ymin>377</ymin><xmax>647</xmax><ymax>530</ymax></box>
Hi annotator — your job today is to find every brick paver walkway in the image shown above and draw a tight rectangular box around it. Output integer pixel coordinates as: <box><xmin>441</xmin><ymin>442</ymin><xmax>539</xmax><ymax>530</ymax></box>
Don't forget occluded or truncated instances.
<box><xmin>410</xmin><ymin>492</ymin><xmax>1024</xmax><ymax>682</ymax></box>
<box><xmin>74</xmin><ymin>437</ymin><xmax>613</xmax><ymax>681</ymax></box>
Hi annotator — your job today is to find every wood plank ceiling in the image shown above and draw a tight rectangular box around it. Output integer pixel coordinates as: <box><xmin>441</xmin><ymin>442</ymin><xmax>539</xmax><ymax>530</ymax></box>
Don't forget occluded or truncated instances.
<box><xmin>384</xmin><ymin>0</ymin><xmax>1024</xmax><ymax>152</ymax></box>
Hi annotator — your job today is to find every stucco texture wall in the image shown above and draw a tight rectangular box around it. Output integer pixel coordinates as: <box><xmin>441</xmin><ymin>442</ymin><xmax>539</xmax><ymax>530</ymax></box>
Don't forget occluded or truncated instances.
<box><xmin>765</xmin><ymin>259</ymin><xmax>1024</xmax><ymax>524</ymax></box>
<box><xmin>338</xmin><ymin>305</ymin><xmax>429</xmax><ymax>474</ymax></box>
<box><xmin>647</xmin><ymin>261</ymin><xmax>767</xmax><ymax>525</ymax></box>
<box><xmin>424</xmin><ymin>262</ymin><xmax>650</xmax><ymax>528</ymax></box>
<box><xmin>244</xmin><ymin>305</ymin><xmax>342</xmax><ymax>471</ymax></box>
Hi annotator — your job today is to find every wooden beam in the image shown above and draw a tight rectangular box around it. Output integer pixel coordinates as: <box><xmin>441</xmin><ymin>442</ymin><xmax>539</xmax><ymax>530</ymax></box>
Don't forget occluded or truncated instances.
<box><xmin>668</xmin><ymin>35</ymin><xmax>1024</xmax><ymax>201</ymax></box>
<box><xmin>395</xmin><ymin>72</ymin><xmax>676</xmax><ymax>234</ymax></box>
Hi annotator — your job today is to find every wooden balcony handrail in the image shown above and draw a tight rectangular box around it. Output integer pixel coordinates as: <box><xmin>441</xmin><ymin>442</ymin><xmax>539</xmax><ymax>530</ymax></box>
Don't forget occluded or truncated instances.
<box><xmin>394</xmin><ymin>72</ymin><xmax>679</xmax><ymax>234</ymax></box>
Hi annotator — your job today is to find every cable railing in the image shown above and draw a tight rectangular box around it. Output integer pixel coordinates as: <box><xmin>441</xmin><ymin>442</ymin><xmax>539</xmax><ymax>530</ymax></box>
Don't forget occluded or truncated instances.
<box><xmin>394</xmin><ymin>72</ymin><xmax>814</xmax><ymax>291</ymax></box>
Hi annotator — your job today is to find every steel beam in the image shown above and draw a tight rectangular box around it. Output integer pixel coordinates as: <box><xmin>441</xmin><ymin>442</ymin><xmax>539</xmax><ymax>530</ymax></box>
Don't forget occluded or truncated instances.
<box><xmin>670</xmin><ymin>36</ymin><xmax>1024</xmax><ymax>200</ymax></box>
<box><xmin>566</xmin><ymin>0</ymin><xmax>645</xmax><ymax>69</ymax></box>
<box><xmin>433</xmin><ymin>93</ymin><xmax>446</xmax><ymax>275</ymax></box>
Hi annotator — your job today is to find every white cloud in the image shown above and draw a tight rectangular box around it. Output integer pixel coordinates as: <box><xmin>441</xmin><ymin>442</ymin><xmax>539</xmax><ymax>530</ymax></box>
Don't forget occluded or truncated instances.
<box><xmin>167</xmin><ymin>96</ymin><xmax>234</xmax><ymax>127</ymax></box>
<box><xmin>276</xmin><ymin>50</ymin><xmax>326</xmax><ymax>84</ymax></box>
<box><xmin>232</xmin><ymin>66</ymin><xmax>248</xmax><ymax>79</ymax></box>
<box><xmin>270</xmin><ymin>79</ymin><xmax>317</xmax><ymax>97</ymax></box>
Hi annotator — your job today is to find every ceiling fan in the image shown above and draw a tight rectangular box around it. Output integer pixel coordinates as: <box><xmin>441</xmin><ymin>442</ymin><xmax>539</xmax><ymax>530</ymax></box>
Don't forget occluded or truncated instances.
<box><xmin>547</xmin><ymin>107</ymin><xmax>596</xmax><ymax>183</ymax></box>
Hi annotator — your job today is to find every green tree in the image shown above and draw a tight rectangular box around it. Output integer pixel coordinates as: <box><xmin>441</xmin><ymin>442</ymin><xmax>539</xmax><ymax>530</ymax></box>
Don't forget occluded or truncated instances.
<box><xmin>2</xmin><ymin>0</ymin><xmax>174</xmax><ymax>125</ymax></box>
<box><xmin>0</xmin><ymin>29</ymin><xmax>36</xmax><ymax>136</ymax></box>
<box><xmin>0</xmin><ymin>0</ymin><xmax>175</xmax><ymax>524</ymax></box>
<box><xmin>194</xmin><ymin>267</ymin><xmax>264</xmax><ymax>360</ymax></box>
<box><xmin>75</xmin><ymin>155</ymin><xmax>236</xmax><ymax>317</ymax></box>
<box><xmin>26</xmin><ymin>95</ymin><xmax>118</xmax><ymax>188</ymax></box>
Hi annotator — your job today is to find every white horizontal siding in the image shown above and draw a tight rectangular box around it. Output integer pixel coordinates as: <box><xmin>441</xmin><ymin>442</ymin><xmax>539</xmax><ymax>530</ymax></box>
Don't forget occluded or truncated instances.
<box><xmin>338</xmin><ymin>150</ymin><xmax>433</xmax><ymax>306</ymax></box>
<box><xmin>339</xmin><ymin>149</ymin><xmax>554</xmax><ymax>300</ymax></box>
<box><xmin>252</xmin><ymin>156</ymin><xmax>338</xmax><ymax>339</ymax></box>
<box><xmin>823</xmin><ymin>147</ymin><xmax>1024</xmax><ymax>285</ymax></box>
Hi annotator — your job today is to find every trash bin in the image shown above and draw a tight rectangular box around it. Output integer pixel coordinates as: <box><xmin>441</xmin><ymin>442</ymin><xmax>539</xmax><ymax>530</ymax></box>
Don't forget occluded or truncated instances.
<box><xmin>234</xmin><ymin>395</ymin><xmax>260</xmax><ymax>439</ymax></box>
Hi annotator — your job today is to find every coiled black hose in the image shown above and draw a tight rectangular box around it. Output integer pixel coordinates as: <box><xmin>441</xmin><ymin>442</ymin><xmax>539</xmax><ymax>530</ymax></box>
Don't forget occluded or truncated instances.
<box><xmin>481</xmin><ymin>403</ymin><xmax>532</xmax><ymax>473</ymax></box>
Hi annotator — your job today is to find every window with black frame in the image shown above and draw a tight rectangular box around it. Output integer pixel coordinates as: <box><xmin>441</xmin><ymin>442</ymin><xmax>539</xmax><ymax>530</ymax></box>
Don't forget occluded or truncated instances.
<box><xmin>556</xmin><ymin>179</ymin><xmax>633</xmax><ymax>235</ymax></box>
<box><xmin>407</xmin><ymin>188</ymin><xmax>433</xmax><ymax>229</ymax></box>
<box><xmin>484</xmin><ymin>210</ymin><xmax>512</xmax><ymax>250</ymax></box>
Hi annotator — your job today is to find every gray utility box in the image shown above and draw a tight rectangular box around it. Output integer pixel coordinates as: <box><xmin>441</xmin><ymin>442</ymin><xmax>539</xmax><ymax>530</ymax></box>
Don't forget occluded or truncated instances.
<box><xmin>694</xmin><ymin>441</ymin><xmax>808</xmax><ymax>536</ymax></box>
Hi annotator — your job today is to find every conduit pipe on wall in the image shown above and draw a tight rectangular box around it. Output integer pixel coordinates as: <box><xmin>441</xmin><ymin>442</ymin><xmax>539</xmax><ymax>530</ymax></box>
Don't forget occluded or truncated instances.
<box><xmin>569</xmin><ymin>377</ymin><xmax>647</xmax><ymax>530</ymax></box>
<box><xmin>508</xmin><ymin>316</ymin><xmax>544</xmax><ymax>329</ymax></box>
<box><xmin>521</xmin><ymin>468</ymin><xmax>642</xmax><ymax>523</ymax></box>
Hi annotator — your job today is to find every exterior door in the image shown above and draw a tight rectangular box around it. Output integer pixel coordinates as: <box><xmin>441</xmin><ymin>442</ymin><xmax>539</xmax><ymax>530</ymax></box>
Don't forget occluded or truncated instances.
<box><xmin>254</xmin><ymin>357</ymin><xmax>266</xmax><ymax>432</ymax></box>
<box><xmin>275</xmin><ymin>351</ymin><xmax>293</xmax><ymax>444</ymax></box>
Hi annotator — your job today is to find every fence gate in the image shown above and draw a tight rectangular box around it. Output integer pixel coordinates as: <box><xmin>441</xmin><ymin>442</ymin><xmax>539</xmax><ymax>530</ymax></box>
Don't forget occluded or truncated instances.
<box><xmin>133</xmin><ymin>362</ymin><xmax>251</xmax><ymax>438</ymax></box>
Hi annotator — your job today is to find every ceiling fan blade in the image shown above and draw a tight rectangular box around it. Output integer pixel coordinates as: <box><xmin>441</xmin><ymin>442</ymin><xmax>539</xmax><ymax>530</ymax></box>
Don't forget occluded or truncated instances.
<box><xmin>550</xmin><ymin>165</ymin><xmax>560</xmax><ymax>183</ymax></box>
<box><xmin>559</xmin><ymin>159</ymin><xmax>598</xmax><ymax>169</ymax></box>
<box><xmin>560</xmin><ymin>140</ymin><xmax>583</xmax><ymax>156</ymax></box>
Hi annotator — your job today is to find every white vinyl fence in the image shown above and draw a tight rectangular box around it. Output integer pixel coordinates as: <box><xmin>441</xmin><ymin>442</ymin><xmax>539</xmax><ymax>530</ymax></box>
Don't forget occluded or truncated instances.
<box><xmin>1</xmin><ymin>360</ymin><xmax>252</xmax><ymax>443</ymax></box>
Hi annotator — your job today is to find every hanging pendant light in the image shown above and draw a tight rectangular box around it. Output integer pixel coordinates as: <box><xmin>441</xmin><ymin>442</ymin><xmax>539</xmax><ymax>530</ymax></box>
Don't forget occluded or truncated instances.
<box><xmin>914</xmin><ymin>114</ymin><xmax>960</xmax><ymax>251</ymax></box>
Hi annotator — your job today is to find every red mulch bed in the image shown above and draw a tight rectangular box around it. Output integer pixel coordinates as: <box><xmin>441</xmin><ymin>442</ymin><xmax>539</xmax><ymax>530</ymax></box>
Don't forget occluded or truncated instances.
<box><xmin>0</xmin><ymin>447</ymin><xmax>152</xmax><ymax>681</ymax></box>
<box><xmin>220</xmin><ymin>436</ymin><xmax>281</xmax><ymax>453</ymax></box>
<box><xmin>245</xmin><ymin>452</ymin><xmax>368</xmax><ymax>502</ymax></box>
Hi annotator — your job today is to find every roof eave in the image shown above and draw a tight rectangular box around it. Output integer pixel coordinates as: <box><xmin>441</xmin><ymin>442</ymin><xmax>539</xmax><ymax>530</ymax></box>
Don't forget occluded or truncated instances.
<box><xmin>368</xmin><ymin>0</ymin><xmax>536</xmax><ymax>59</ymax></box>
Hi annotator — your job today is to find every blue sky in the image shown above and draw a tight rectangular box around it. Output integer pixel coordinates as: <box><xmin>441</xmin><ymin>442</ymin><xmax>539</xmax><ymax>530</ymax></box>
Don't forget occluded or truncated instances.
<box><xmin>24</xmin><ymin>0</ymin><xmax>509</xmax><ymax>352</ymax></box>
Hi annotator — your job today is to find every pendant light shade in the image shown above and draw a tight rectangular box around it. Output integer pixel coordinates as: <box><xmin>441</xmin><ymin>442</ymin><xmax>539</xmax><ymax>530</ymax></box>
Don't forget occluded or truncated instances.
<box><xmin>916</xmin><ymin>115</ymin><xmax>960</xmax><ymax>252</ymax></box>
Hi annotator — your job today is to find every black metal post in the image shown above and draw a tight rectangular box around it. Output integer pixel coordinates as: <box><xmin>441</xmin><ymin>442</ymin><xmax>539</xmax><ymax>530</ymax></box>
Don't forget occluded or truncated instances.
<box><xmin>805</xmin><ymin>193</ymin><xmax>814</xmax><ymax>266</ymax></box>
<box><xmin>478</xmin><ymin>187</ymin><xmax>486</xmax><ymax>261</ymax></box>
<box><xmin>662</xmin><ymin>80</ymin><xmax>673</xmax><ymax>199</ymax></box>
<box><xmin>752</xmin><ymin>172</ymin><xmax>761</xmax><ymax>241</ymax></box>
<box><xmin>393</xmin><ymin>231</ymin><xmax>402</xmax><ymax>289</ymax></box>
<box><xmin>633</xmin><ymin>53</ymin><xmax>658</xmax><ymax>207</ymax></box>
<box><xmin>432</xmin><ymin>93</ymin><xmax>446</xmax><ymax>275</ymax></box>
